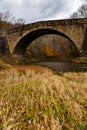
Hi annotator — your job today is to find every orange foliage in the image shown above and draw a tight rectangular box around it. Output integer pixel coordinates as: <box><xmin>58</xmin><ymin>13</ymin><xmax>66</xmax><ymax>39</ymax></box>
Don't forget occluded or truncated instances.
<box><xmin>44</xmin><ymin>44</ymin><xmax>59</xmax><ymax>57</ymax></box>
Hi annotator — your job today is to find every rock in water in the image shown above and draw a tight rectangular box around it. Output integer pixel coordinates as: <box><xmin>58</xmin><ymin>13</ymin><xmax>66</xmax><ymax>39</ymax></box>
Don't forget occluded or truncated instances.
<box><xmin>0</xmin><ymin>35</ymin><xmax>10</xmax><ymax>55</ymax></box>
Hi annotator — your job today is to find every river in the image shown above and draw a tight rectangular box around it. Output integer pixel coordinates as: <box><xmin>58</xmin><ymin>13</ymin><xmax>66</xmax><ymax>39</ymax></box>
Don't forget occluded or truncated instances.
<box><xmin>31</xmin><ymin>61</ymin><xmax>87</xmax><ymax>72</ymax></box>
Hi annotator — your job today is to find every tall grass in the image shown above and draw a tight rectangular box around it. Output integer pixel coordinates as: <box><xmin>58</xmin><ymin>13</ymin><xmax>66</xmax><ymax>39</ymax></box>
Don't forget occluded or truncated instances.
<box><xmin>0</xmin><ymin>67</ymin><xmax>87</xmax><ymax>130</ymax></box>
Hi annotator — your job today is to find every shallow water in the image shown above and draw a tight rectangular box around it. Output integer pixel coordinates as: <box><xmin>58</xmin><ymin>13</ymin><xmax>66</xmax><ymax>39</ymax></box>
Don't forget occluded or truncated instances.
<box><xmin>33</xmin><ymin>61</ymin><xmax>87</xmax><ymax>72</ymax></box>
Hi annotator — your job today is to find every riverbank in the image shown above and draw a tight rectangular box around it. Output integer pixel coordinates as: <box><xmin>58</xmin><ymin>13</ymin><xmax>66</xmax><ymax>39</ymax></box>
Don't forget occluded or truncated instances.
<box><xmin>0</xmin><ymin>54</ymin><xmax>87</xmax><ymax>66</ymax></box>
<box><xmin>0</xmin><ymin>55</ymin><xmax>87</xmax><ymax>75</ymax></box>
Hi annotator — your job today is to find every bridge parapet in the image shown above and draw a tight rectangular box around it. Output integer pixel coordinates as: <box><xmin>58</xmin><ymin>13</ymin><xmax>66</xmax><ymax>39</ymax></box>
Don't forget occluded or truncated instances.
<box><xmin>7</xmin><ymin>18</ymin><xmax>87</xmax><ymax>34</ymax></box>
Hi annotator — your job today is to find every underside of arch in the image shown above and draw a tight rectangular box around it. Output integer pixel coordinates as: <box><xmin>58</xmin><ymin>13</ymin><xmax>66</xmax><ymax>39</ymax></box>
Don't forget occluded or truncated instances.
<box><xmin>13</xmin><ymin>28</ymin><xmax>79</xmax><ymax>55</ymax></box>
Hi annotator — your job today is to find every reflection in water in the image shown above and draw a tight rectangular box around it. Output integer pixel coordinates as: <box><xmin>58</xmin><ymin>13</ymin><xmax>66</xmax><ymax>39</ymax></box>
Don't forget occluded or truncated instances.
<box><xmin>33</xmin><ymin>61</ymin><xmax>87</xmax><ymax>72</ymax></box>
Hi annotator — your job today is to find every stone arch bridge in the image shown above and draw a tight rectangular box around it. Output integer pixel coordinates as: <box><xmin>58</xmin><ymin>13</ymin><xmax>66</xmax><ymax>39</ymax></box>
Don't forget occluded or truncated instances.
<box><xmin>6</xmin><ymin>18</ymin><xmax>87</xmax><ymax>55</ymax></box>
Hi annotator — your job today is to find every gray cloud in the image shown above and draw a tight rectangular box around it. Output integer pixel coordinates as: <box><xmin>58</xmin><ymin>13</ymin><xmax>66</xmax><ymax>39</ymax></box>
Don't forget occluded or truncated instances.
<box><xmin>0</xmin><ymin>0</ymin><xmax>85</xmax><ymax>23</ymax></box>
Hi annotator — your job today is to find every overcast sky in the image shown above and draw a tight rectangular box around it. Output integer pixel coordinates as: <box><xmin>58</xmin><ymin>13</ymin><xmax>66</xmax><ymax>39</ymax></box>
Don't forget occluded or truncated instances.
<box><xmin>0</xmin><ymin>0</ymin><xmax>85</xmax><ymax>23</ymax></box>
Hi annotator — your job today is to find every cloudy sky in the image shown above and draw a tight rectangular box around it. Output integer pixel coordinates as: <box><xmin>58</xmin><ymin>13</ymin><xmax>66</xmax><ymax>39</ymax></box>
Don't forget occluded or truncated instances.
<box><xmin>0</xmin><ymin>0</ymin><xmax>85</xmax><ymax>23</ymax></box>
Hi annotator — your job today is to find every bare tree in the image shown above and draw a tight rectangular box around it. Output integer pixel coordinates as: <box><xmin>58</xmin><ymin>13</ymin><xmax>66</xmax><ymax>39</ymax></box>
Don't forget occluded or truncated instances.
<box><xmin>0</xmin><ymin>10</ymin><xmax>25</xmax><ymax>24</ymax></box>
<box><xmin>78</xmin><ymin>4</ymin><xmax>87</xmax><ymax>18</ymax></box>
<box><xmin>70</xmin><ymin>12</ymin><xmax>78</xmax><ymax>19</ymax></box>
<box><xmin>14</xmin><ymin>18</ymin><xmax>25</xmax><ymax>27</ymax></box>
<box><xmin>0</xmin><ymin>10</ymin><xmax>26</xmax><ymax>33</ymax></box>
<box><xmin>16</xmin><ymin>18</ymin><xmax>25</xmax><ymax>24</ymax></box>
<box><xmin>0</xmin><ymin>13</ymin><xmax>3</xmax><ymax>20</ymax></box>
<box><xmin>0</xmin><ymin>13</ymin><xmax>3</xmax><ymax>34</ymax></box>
<box><xmin>0</xmin><ymin>11</ymin><xmax>13</xmax><ymax>23</ymax></box>
<box><xmin>70</xmin><ymin>3</ymin><xmax>87</xmax><ymax>19</ymax></box>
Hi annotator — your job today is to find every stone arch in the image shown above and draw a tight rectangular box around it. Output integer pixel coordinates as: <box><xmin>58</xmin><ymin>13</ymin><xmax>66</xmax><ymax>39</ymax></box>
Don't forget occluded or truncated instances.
<box><xmin>13</xmin><ymin>28</ymin><xmax>79</xmax><ymax>55</ymax></box>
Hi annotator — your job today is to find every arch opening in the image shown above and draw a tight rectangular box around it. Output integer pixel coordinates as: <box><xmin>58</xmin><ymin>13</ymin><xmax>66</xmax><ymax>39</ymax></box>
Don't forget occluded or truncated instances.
<box><xmin>13</xmin><ymin>28</ymin><xmax>79</xmax><ymax>55</ymax></box>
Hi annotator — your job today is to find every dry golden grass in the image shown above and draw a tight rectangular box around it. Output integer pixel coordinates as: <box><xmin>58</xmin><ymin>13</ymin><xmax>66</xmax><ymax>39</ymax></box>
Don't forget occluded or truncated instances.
<box><xmin>0</xmin><ymin>66</ymin><xmax>87</xmax><ymax>130</ymax></box>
